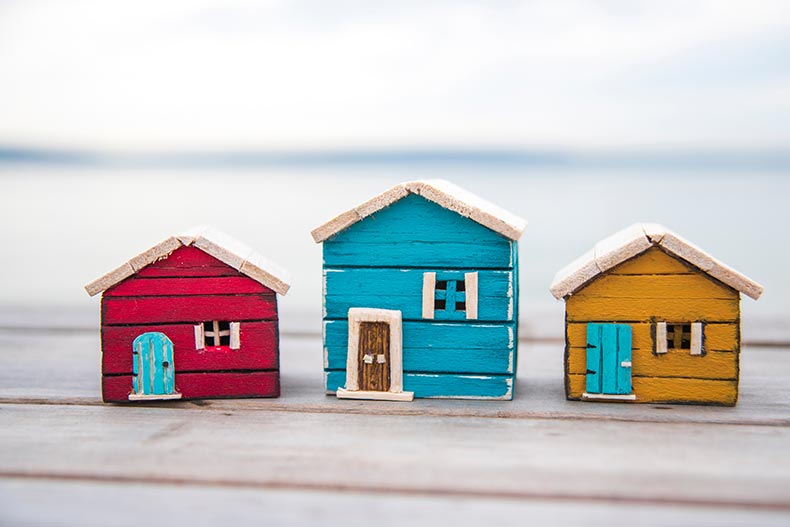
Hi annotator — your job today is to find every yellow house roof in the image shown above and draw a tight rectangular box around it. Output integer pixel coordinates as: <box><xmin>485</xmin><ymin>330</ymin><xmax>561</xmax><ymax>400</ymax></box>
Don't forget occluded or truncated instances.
<box><xmin>550</xmin><ymin>223</ymin><xmax>764</xmax><ymax>301</ymax></box>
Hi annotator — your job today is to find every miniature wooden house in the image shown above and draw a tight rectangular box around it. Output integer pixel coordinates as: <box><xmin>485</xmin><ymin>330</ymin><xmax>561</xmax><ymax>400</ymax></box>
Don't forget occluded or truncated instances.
<box><xmin>550</xmin><ymin>223</ymin><xmax>763</xmax><ymax>406</ymax></box>
<box><xmin>311</xmin><ymin>180</ymin><xmax>526</xmax><ymax>401</ymax></box>
<box><xmin>85</xmin><ymin>227</ymin><xmax>291</xmax><ymax>402</ymax></box>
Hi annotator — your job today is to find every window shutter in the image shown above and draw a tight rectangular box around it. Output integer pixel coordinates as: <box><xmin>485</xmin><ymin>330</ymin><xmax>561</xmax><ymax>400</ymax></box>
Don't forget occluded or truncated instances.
<box><xmin>422</xmin><ymin>272</ymin><xmax>436</xmax><ymax>320</ymax></box>
<box><xmin>230</xmin><ymin>322</ymin><xmax>241</xmax><ymax>350</ymax></box>
<box><xmin>194</xmin><ymin>324</ymin><xmax>204</xmax><ymax>350</ymax></box>
<box><xmin>464</xmin><ymin>272</ymin><xmax>478</xmax><ymax>320</ymax></box>
<box><xmin>655</xmin><ymin>322</ymin><xmax>668</xmax><ymax>354</ymax></box>
<box><xmin>690</xmin><ymin>322</ymin><xmax>703</xmax><ymax>356</ymax></box>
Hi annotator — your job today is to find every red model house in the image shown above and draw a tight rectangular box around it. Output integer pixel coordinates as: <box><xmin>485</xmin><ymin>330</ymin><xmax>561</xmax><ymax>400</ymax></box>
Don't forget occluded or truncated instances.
<box><xmin>85</xmin><ymin>227</ymin><xmax>291</xmax><ymax>402</ymax></box>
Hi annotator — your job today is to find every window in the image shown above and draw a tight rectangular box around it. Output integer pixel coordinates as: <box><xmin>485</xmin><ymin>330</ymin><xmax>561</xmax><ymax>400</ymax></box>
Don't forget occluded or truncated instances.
<box><xmin>194</xmin><ymin>321</ymin><xmax>240</xmax><ymax>350</ymax></box>
<box><xmin>655</xmin><ymin>322</ymin><xmax>703</xmax><ymax>356</ymax></box>
<box><xmin>422</xmin><ymin>272</ymin><xmax>478</xmax><ymax>320</ymax></box>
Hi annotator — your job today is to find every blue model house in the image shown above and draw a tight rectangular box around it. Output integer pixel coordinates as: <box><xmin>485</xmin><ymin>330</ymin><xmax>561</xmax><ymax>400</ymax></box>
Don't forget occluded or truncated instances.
<box><xmin>311</xmin><ymin>180</ymin><xmax>526</xmax><ymax>401</ymax></box>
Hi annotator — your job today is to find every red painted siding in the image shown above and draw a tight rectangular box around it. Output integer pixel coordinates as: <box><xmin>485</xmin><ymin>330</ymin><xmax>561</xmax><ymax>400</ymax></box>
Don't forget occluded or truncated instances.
<box><xmin>101</xmin><ymin>321</ymin><xmax>278</xmax><ymax>374</ymax></box>
<box><xmin>102</xmin><ymin>371</ymin><xmax>280</xmax><ymax>402</ymax></box>
<box><xmin>135</xmin><ymin>246</ymin><xmax>241</xmax><ymax>277</ymax></box>
<box><xmin>105</xmin><ymin>276</ymin><xmax>272</xmax><ymax>296</ymax></box>
<box><xmin>102</xmin><ymin>294</ymin><xmax>277</xmax><ymax>324</ymax></box>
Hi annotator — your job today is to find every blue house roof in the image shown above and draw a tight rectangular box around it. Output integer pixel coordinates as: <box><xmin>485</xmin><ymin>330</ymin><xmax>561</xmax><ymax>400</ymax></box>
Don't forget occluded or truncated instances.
<box><xmin>311</xmin><ymin>180</ymin><xmax>527</xmax><ymax>243</ymax></box>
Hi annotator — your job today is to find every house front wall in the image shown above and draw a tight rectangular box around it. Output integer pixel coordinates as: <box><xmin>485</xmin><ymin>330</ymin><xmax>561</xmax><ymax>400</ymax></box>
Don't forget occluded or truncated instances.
<box><xmin>322</xmin><ymin>194</ymin><xmax>518</xmax><ymax>400</ymax></box>
<box><xmin>564</xmin><ymin>247</ymin><xmax>741</xmax><ymax>405</ymax></box>
<box><xmin>100</xmin><ymin>245</ymin><xmax>281</xmax><ymax>402</ymax></box>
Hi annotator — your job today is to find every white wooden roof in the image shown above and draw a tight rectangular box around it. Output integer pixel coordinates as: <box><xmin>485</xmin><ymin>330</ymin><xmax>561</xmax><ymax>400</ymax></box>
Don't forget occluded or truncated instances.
<box><xmin>550</xmin><ymin>223</ymin><xmax>764</xmax><ymax>301</ymax></box>
<box><xmin>85</xmin><ymin>226</ymin><xmax>291</xmax><ymax>297</ymax></box>
<box><xmin>311</xmin><ymin>179</ymin><xmax>527</xmax><ymax>243</ymax></box>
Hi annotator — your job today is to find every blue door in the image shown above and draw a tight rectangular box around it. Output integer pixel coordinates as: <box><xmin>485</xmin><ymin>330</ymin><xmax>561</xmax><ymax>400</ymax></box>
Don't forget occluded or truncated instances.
<box><xmin>132</xmin><ymin>332</ymin><xmax>177</xmax><ymax>397</ymax></box>
<box><xmin>586</xmin><ymin>323</ymin><xmax>632</xmax><ymax>395</ymax></box>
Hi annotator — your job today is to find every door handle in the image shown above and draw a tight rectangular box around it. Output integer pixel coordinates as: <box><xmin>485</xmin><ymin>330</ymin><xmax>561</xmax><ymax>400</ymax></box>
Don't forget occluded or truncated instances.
<box><xmin>620</xmin><ymin>361</ymin><xmax>632</xmax><ymax>368</ymax></box>
<box><xmin>377</xmin><ymin>354</ymin><xmax>386</xmax><ymax>364</ymax></box>
<box><xmin>363</xmin><ymin>355</ymin><xmax>374</xmax><ymax>364</ymax></box>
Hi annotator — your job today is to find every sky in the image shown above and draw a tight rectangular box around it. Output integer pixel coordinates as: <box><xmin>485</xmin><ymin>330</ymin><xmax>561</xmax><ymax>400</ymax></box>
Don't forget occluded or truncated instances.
<box><xmin>1</xmin><ymin>0</ymin><xmax>789</xmax><ymax>152</ymax></box>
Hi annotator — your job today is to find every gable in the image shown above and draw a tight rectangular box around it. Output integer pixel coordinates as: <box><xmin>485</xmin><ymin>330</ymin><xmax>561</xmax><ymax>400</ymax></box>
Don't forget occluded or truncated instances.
<box><xmin>323</xmin><ymin>194</ymin><xmax>515</xmax><ymax>269</ymax></box>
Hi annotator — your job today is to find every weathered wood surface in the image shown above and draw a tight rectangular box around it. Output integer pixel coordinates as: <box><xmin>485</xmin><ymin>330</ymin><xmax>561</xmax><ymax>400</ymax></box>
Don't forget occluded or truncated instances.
<box><xmin>1</xmin><ymin>315</ymin><xmax>790</xmax><ymax>525</ymax></box>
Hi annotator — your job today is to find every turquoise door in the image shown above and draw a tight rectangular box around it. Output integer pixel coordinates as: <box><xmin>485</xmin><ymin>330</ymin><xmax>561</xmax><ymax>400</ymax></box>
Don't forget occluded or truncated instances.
<box><xmin>586</xmin><ymin>323</ymin><xmax>632</xmax><ymax>395</ymax></box>
<box><xmin>132</xmin><ymin>332</ymin><xmax>176</xmax><ymax>397</ymax></box>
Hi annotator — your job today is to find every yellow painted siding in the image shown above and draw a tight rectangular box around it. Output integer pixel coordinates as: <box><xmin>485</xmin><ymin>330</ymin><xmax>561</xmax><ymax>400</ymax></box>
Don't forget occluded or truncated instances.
<box><xmin>564</xmin><ymin>247</ymin><xmax>741</xmax><ymax>405</ymax></box>
<box><xmin>567</xmin><ymin>374</ymin><xmax>738</xmax><ymax>406</ymax></box>
<box><xmin>567</xmin><ymin>322</ymin><xmax>738</xmax><ymax>352</ymax></box>
<box><xmin>609</xmin><ymin>247</ymin><xmax>695</xmax><ymax>275</ymax></box>
<box><xmin>566</xmin><ymin>296</ymin><xmax>739</xmax><ymax>322</ymax></box>
<box><xmin>574</xmin><ymin>274</ymin><xmax>738</xmax><ymax>300</ymax></box>
<box><xmin>567</xmin><ymin>347</ymin><xmax>738</xmax><ymax>380</ymax></box>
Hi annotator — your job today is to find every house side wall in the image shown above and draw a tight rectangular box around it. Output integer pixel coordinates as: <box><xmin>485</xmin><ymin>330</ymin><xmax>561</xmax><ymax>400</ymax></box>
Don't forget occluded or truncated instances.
<box><xmin>322</xmin><ymin>195</ymin><xmax>518</xmax><ymax>400</ymax></box>
<box><xmin>564</xmin><ymin>247</ymin><xmax>740</xmax><ymax>405</ymax></box>
<box><xmin>100</xmin><ymin>246</ymin><xmax>280</xmax><ymax>402</ymax></box>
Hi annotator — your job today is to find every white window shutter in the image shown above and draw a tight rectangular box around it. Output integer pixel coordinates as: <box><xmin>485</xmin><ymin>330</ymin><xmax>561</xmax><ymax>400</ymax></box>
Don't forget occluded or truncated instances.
<box><xmin>690</xmin><ymin>322</ymin><xmax>703</xmax><ymax>356</ymax></box>
<box><xmin>422</xmin><ymin>272</ymin><xmax>436</xmax><ymax>320</ymax></box>
<box><xmin>194</xmin><ymin>324</ymin><xmax>204</xmax><ymax>350</ymax></box>
<box><xmin>229</xmin><ymin>322</ymin><xmax>241</xmax><ymax>350</ymax></box>
<box><xmin>465</xmin><ymin>272</ymin><xmax>479</xmax><ymax>320</ymax></box>
<box><xmin>655</xmin><ymin>322</ymin><xmax>668</xmax><ymax>354</ymax></box>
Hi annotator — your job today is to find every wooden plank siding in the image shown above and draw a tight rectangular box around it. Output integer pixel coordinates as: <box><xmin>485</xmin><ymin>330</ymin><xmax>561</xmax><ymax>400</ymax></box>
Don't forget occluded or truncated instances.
<box><xmin>322</xmin><ymin>195</ymin><xmax>515</xmax><ymax>269</ymax></box>
<box><xmin>321</xmin><ymin>193</ymin><xmax>518</xmax><ymax>399</ymax></box>
<box><xmin>324</xmin><ymin>268</ymin><xmax>514</xmax><ymax>322</ymax></box>
<box><xmin>102</xmin><ymin>321</ymin><xmax>278</xmax><ymax>374</ymax></box>
<box><xmin>103</xmin><ymin>371</ymin><xmax>280</xmax><ymax>402</ymax></box>
<box><xmin>325</xmin><ymin>321</ymin><xmax>515</xmax><ymax>374</ymax></box>
<box><xmin>102</xmin><ymin>294</ymin><xmax>278</xmax><ymax>324</ymax></box>
<box><xmin>564</xmin><ymin>247</ymin><xmax>741</xmax><ymax>405</ymax></box>
<box><xmin>325</xmin><ymin>370</ymin><xmax>513</xmax><ymax>400</ymax></box>
<box><xmin>135</xmin><ymin>246</ymin><xmax>246</xmax><ymax>277</ymax></box>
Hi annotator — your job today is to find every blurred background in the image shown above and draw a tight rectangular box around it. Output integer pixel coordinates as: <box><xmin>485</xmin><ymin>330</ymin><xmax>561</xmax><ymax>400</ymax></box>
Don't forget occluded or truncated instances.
<box><xmin>0</xmin><ymin>0</ymin><xmax>788</xmax><ymax>337</ymax></box>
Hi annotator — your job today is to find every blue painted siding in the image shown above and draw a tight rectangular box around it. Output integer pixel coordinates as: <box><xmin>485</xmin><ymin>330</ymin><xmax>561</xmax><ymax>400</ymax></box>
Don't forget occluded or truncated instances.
<box><xmin>324</xmin><ymin>268</ymin><xmax>513</xmax><ymax>321</ymax></box>
<box><xmin>325</xmin><ymin>370</ymin><xmax>513</xmax><ymax>400</ymax></box>
<box><xmin>325</xmin><ymin>320</ymin><xmax>515</xmax><ymax>374</ymax></box>
<box><xmin>323</xmin><ymin>195</ymin><xmax>514</xmax><ymax>269</ymax></box>
<box><xmin>320</xmin><ymin>193</ymin><xmax>520</xmax><ymax>399</ymax></box>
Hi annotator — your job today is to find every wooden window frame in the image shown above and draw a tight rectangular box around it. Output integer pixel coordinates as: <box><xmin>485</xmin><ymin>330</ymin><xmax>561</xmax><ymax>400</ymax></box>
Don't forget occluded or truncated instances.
<box><xmin>422</xmin><ymin>272</ymin><xmax>478</xmax><ymax>320</ymax></box>
<box><xmin>655</xmin><ymin>321</ymin><xmax>703</xmax><ymax>356</ymax></box>
<box><xmin>194</xmin><ymin>321</ymin><xmax>240</xmax><ymax>350</ymax></box>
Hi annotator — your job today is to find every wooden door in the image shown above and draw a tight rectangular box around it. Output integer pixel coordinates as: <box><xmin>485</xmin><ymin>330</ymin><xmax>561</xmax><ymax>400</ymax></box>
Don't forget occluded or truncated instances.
<box><xmin>132</xmin><ymin>332</ymin><xmax>176</xmax><ymax>396</ymax></box>
<box><xmin>586</xmin><ymin>323</ymin><xmax>632</xmax><ymax>395</ymax></box>
<box><xmin>357</xmin><ymin>322</ymin><xmax>391</xmax><ymax>392</ymax></box>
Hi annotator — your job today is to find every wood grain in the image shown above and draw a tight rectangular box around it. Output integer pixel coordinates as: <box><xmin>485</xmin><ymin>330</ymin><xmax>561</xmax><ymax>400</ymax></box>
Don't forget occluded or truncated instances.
<box><xmin>567</xmin><ymin>374</ymin><xmax>738</xmax><ymax>405</ymax></box>
<box><xmin>102</xmin><ymin>294</ymin><xmax>277</xmax><ymax>324</ymax></box>
<box><xmin>358</xmin><ymin>321</ymin><xmax>390</xmax><ymax>392</ymax></box>
<box><xmin>565</xmin><ymin>296</ymin><xmax>740</xmax><ymax>323</ymax></box>
<box><xmin>104</xmin><ymin>276</ymin><xmax>272</xmax><ymax>296</ymax></box>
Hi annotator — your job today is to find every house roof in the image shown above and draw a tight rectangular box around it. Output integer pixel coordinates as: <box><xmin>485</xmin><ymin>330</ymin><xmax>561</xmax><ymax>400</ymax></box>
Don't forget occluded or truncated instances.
<box><xmin>310</xmin><ymin>179</ymin><xmax>527</xmax><ymax>243</ymax></box>
<box><xmin>85</xmin><ymin>226</ymin><xmax>291</xmax><ymax>297</ymax></box>
<box><xmin>549</xmin><ymin>223</ymin><xmax>764</xmax><ymax>301</ymax></box>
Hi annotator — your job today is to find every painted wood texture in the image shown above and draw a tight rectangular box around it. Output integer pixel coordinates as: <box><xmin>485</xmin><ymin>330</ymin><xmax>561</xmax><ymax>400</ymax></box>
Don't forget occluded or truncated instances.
<box><xmin>585</xmin><ymin>324</ymin><xmax>632</xmax><ymax>395</ymax></box>
<box><xmin>358</xmin><ymin>322</ymin><xmax>390</xmax><ymax>392</ymax></box>
<box><xmin>105</xmin><ymin>276</ymin><xmax>272</xmax><ymax>296</ymax></box>
<box><xmin>134</xmin><ymin>246</ymin><xmax>244</xmax><ymax>277</ymax></box>
<box><xmin>322</xmin><ymin>195</ymin><xmax>516</xmax><ymax>269</ymax></box>
<box><xmin>102</xmin><ymin>371</ymin><xmax>280</xmax><ymax>402</ymax></box>
<box><xmin>102</xmin><ymin>321</ymin><xmax>278</xmax><ymax>374</ymax></box>
<box><xmin>102</xmin><ymin>294</ymin><xmax>277</xmax><ymax>324</ymax></box>
<box><xmin>132</xmin><ymin>332</ymin><xmax>176</xmax><ymax>396</ymax></box>
<box><xmin>567</xmin><ymin>375</ymin><xmax>738</xmax><ymax>405</ymax></box>
<box><xmin>325</xmin><ymin>321</ymin><xmax>514</xmax><ymax>374</ymax></box>
<box><xmin>564</xmin><ymin>248</ymin><xmax>741</xmax><ymax>405</ymax></box>
<box><xmin>325</xmin><ymin>371</ymin><xmax>513</xmax><ymax>400</ymax></box>
<box><xmin>324</xmin><ymin>268</ymin><xmax>513</xmax><ymax>321</ymax></box>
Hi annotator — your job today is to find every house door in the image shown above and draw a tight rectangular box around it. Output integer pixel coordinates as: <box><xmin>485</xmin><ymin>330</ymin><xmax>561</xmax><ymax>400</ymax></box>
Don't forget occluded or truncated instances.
<box><xmin>586</xmin><ymin>323</ymin><xmax>632</xmax><ymax>395</ymax></box>
<box><xmin>132</xmin><ymin>332</ymin><xmax>179</xmax><ymax>399</ymax></box>
<box><xmin>357</xmin><ymin>321</ymin><xmax>391</xmax><ymax>392</ymax></box>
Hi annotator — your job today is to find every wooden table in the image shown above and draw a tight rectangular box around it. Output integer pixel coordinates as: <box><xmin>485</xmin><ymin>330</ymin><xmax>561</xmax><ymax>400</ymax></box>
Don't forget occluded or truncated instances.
<box><xmin>1</xmin><ymin>313</ymin><xmax>789</xmax><ymax>526</ymax></box>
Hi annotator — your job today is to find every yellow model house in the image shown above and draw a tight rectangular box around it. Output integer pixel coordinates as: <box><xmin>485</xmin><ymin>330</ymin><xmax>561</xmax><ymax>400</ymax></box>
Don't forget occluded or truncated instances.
<box><xmin>550</xmin><ymin>224</ymin><xmax>763</xmax><ymax>406</ymax></box>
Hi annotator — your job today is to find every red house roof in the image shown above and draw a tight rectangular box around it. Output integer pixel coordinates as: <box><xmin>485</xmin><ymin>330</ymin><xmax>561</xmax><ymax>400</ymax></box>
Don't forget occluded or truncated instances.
<box><xmin>85</xmin><ymin>226</ymin><xmax>291</xmax><ymax>297</ymax></box>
